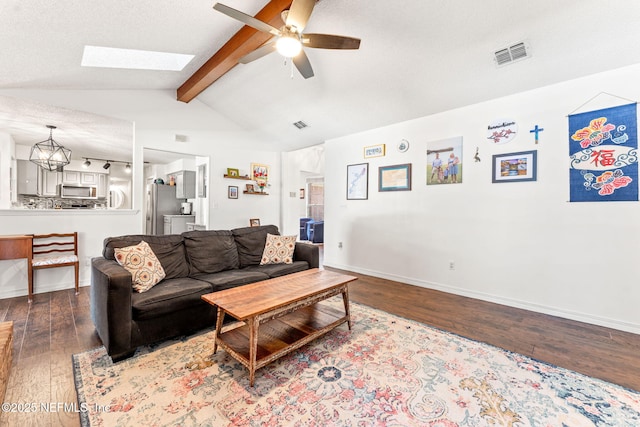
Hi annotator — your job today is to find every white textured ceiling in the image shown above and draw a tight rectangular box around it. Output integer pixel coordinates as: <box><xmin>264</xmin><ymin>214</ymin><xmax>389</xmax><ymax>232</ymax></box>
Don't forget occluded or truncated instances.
<box><xmin>2</xmin><ymin>0</ymin><xmax>640</xmax><ymax>158</ymax></box>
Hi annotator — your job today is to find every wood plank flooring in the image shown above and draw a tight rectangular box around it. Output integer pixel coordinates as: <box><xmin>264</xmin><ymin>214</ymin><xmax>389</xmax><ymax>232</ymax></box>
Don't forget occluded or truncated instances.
<box><xmin>1</xmin><ymin>263</ymin><xmax>640</xmax><ymax>426</ymax></box>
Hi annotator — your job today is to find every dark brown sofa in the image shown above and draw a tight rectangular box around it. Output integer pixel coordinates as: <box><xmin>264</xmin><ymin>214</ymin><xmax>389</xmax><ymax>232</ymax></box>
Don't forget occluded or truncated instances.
<box><xmin>90</xmin><ymin>225</ymin><xmax>319</xmax><ymax>361</ymax></box>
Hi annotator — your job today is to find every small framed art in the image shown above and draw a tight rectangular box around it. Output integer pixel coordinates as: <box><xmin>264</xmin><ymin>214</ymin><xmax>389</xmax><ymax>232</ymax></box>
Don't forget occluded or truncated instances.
<box><xmin>251</xmin><ymin>163</ymin><xmax>269</xmax><ymax>181</ymax></box>
<box><xmin>492</xmin><ymin>150</ymin><xmax>537</xmax><ymax>183</ymax></box>
<box><xmin>226</xmin><ymin>168</ymin><xmax>240</xmax><ymax>177</ymax></box>
<box><xmin>379</xmin><ymin>163</ymin><xmax>412</xmax><ymax>192</ymax></box>
<box><xmin>347</xmin><ymin>163</ymin><xmax>369</xmax><ymax>200</ymax></box>
<box><xmin>300</xmin><ymin>188</ymin><xmax>305</xmax><ymax>199</ymax></box>
<box><xmin>249</xmin><ymin>218</ymin><xmax>261</xmax><ymax>227</ymax></box>
<box><xmin>364</xmin><ymin>144</ymin><xmax>385</xmax><ymax>158</ymax></box>
<box><xmin>228</xmin><ymin>185</ymin><xmax>238</xmax><ymax>199</ymax></box>
<box><xmin>245</xmin><ymin>184</ymin><xmax>255</xmax><ymax>193</ymax></box>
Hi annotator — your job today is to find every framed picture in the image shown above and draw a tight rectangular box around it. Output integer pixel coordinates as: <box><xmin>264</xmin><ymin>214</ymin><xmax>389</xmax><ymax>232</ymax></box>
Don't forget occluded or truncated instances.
<box><xmin>379</xmin><ymin>163</ymin><xmax>412</xmax><ymax>192</ymax></box>
<box><xmin>249</xmin><ymin>218</ymin><xmax>261</xmax><ymax>227</ymax></box>
<box><xmin>347</xmin><ymin>163</ymin><xmax>369</xmax><ymax>200</ymax></box>
<box><xmin>228</xmin><ymin>185</ymin><xmax>238</xmax><ymax>199</ymax></box>
<box><xmin>251</xmin><ymin>163</ymin><xmax>269</xmax><ymax>181</ymax></box>
<box><xmin>245</xmin><ymin>184</ymin><xmax>255</xmax><ymax>193</ymax></box>
<box><xmin>300</xmin><ymin>188</ymin><xmax>305</xmax><ymax>199</ymax></box>
<box><xmin>427</xmin><ymin>136</ymin><xmax>463</xmax><ymax>185</ymax></box>
<box><xmin>492</xmin><ymin>150</ymin><xmax>537</xmax><ymax>183</ymax></box>
<box><xmin>226</xmin><ymin>168</ymin><xmax>239</xmax><ymax>177</ymax></box>
<box><xmin>364</xmin><ymin>144</ymin><xmax>385</xmax><ymax>158</ymax></box>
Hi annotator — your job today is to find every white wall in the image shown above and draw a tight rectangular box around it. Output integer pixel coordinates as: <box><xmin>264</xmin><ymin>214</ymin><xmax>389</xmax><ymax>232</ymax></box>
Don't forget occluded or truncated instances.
<box><xmin>281</xmin><ymin>145</ymin><xmax>325</xmax><ymax>237</ymax></box>
<box><xmin>324</xmin><ymin>63</ymin><xmax>640</xmax><ymax>334</ymax></box>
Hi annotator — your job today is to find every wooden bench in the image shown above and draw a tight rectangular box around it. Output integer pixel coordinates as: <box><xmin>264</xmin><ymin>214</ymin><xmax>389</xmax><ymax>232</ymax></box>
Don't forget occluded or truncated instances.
<box><xmin>0</xmin><ymin>321</ymin><xmax>13</xmax><ymax>404</ymax></box>
<box><xmin>31</xmin><ymin>232</ymin><xmax>79</xmax><ymax>301</ymax></box>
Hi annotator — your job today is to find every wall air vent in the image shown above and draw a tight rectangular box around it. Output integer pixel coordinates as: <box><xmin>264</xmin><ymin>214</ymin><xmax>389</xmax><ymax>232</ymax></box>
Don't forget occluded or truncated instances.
<box><xmin>293</xmin><ymin>120</ymin><xmax>308</xmax><ymax>130</ymax></box>
<box><xmin>494</xmin><ymin>42</ymin><xmax>530</xmax><ymax>66</ymax></box>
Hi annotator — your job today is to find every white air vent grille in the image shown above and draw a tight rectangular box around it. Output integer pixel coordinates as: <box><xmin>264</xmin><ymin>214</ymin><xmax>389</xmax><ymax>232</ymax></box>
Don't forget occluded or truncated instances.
<box><xmin>293</xmin><ymin>120</ymin><xmax>308</xmax><ymax>129</ymax></box>
<box><xmin>494</xmin><ymin>42</ymin><xmax>529</xmax><ymax>66</ymax></box>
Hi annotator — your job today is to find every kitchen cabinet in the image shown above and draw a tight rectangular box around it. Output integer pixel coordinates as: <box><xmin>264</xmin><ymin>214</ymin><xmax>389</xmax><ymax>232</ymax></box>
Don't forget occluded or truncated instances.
<box><xmin>40</xmin><ymin>169</ymin><xmax>61</xmax><ymax>196</ymax></box>
<box><xmin>17</xmin><ymin>160</ymin><xmax>38</xmax><ymax>195</ymax></box>
<box><xmin>186</xmin><ymin>223</ymin><xmax>206</xmax><ymax>231</ymax></box>
<box><xmin>173</xmin><ymin>170</ymin><xmax>196</xmax><ymax>199</ymax></box>
<box><xmin>163</xmin><ymin>215</ymin><xmax>195</xmax><ymax>235</ymax></box>
<box><xmin>62</xmin><ymin>170</ymin><xmax>81</xmax><ymax>184</ymax></box>
<box><xmin>81</xmin><ymin>172</ymin><xmax>97</xmax><ymax>185</ymax></box>
<box><xmin>17</xmin><ymin>160</ymin><xmax>60</xmax><ymax>196</ymax></box>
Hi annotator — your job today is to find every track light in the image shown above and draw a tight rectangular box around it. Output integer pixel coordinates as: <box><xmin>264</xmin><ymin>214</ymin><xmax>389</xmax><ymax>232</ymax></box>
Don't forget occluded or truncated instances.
<box><xmin>82</xmin><ymin>158</ymin><xmax>91</xmax><ymax>168</ymax></box>
<box><xmin>103</xmin><ymin>161</ymin><xmax>111</xmax><ymax>170</ymax></box>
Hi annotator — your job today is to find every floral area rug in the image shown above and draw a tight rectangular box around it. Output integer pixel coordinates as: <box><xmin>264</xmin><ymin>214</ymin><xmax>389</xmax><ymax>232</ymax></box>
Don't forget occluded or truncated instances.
<box><xmin>73</xmin><ymin>298</ymin><xmax>640</xmax><ymax>426</ymax></box>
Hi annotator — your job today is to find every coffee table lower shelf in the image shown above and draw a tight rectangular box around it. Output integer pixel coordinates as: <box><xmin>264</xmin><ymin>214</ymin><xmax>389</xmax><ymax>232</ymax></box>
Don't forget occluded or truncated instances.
<box><xmin>215</xmin><ymin>302</ymin><xmax>348</xmax><ymax>383</ymax></box>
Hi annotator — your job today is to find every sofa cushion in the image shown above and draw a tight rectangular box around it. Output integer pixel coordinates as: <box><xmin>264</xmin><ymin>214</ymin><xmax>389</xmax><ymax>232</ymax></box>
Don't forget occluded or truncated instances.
<box><xmin>182</xmin><ymin>230</ymin><xmax>239</xmax><ymax>274</ymax></box>
<box><xmin>242</xmin><ymin>261</ymin><xmax>310</xmax><ymax>279</ymax></box>
<box><xmin>115</xmin><ymin>241</ymin><xmax>166</xmax><ymax>293</ymax></box>
<box><xmin>193</xmin><ymin>269</ymin><xmax>270</xmax><ymax>292</ymax></box>
<box><xmin>103</xmin><ymin>235</ymin><xmax>190</xmax><ymax>279</ymax></box>
<box><xmin>261</xmin><ymin>233</ymin><xmax>296</xmax><ymax>265</ymax></box>
<box><xmin>131</xmin><ymin>277</ymin><xmax>212</xmax><ymax>320</ymax></box>
<box><xmin>232</xmin><ymin>225</ymin><xmax>279</xmax><ymax>268</ymax></box>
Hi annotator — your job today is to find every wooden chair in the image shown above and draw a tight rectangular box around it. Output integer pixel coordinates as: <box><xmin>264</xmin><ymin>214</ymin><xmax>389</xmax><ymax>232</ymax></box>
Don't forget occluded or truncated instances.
<box><xmin>30</xmin><ymin>232</ymin><xmax>79</xmax><ymax>302</ymax></box>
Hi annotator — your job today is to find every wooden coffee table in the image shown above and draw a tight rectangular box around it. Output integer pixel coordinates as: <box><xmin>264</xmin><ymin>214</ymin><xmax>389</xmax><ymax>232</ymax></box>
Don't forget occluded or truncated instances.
<box><xmin>201</xmin><ymin>268</ymin><xmax>357</xmax><ymax>386</ymax></box>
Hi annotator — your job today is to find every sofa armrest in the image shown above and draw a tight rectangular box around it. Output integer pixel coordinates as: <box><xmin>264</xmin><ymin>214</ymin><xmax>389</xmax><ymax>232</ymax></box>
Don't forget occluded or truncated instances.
<box><xmin>90</xmin><ymin>257</ymin><xmax>134</xmax><ymax>359</ymax></box>
<box><xmin>293</xmin><ymin>242</ymin><xmax>319</xmax><ymax>269</ymax></box>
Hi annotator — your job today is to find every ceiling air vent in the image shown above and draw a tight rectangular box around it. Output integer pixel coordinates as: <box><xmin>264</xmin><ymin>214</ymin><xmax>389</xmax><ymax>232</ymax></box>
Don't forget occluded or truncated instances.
<box><xmin>293</xmin><ymin>120</ymin><xmax>308</xmax><ymax>130</ymax></box>
<box><xmin>494</xmin><ymin>42</ymin><xmax>530</xmax><ymax>66</ymax></box>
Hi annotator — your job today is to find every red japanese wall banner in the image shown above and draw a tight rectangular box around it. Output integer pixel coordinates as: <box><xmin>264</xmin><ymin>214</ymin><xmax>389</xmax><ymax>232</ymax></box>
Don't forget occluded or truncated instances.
<box><xmin>569</xmin><ymin>103</ymin><xmax>638</xmax><ymax>202</ymax></box>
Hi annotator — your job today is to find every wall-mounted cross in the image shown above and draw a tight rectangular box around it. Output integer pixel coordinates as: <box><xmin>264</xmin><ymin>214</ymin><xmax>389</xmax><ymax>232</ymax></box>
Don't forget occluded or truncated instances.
<box><xmin>529</xmin><ymin>125</ymin><xmax>544</xmax><ymax>144</ymax></box>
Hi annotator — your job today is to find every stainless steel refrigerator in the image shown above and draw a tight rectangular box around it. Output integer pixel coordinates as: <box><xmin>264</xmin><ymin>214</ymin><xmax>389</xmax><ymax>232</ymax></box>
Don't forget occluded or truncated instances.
<box><xmin>146</xmin><ymin>184</ymin><xmax>184</xmax><ymax>235</ymax></box>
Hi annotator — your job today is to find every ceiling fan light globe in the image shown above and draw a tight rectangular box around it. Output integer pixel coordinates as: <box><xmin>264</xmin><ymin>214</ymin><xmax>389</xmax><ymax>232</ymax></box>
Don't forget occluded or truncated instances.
<box><xmin>276</xmin><ymin>36</ymin><xmax>302</xmax><ymax>58</ymax></box>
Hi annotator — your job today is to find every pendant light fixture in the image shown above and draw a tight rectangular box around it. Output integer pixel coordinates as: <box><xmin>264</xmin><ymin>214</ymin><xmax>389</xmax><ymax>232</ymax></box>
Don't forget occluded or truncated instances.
<box><xmin>29</xmin><ymin>125</ymin><xmax>72</xmax><ymax>171</ymax></box>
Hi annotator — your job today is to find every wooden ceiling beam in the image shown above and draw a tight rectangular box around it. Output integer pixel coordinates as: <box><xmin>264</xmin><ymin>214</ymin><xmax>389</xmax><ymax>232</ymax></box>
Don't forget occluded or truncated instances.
<box><xmin>177</xmin><ymin>0</ymin><xmax>293</xmax><ymax>103</ymax></box>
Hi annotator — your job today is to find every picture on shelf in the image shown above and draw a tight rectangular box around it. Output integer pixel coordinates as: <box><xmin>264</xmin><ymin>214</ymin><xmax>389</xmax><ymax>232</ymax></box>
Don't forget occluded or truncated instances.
<box><xmin>226</xmin><ymin>168</ymin><xmax>240</xmax><ymax>177</ymax></box>
<box><xmin>249</xmin><ymin>218</ymin><xmax>261</xmax><ymax>227</ymax></box>
<box><xmin>228</xmin><ymin>186</ymin><xmax>238</xmax><ymax>199</ymax></box>
<box><xmin>251</xmin><ymin>163</ymin><xmax>269</xmax><ymax>181</ymax></box>
<box><xmin>245</xmin><ymin>184</ymin><xmax>255</xmax><ymax>193</ymax></box>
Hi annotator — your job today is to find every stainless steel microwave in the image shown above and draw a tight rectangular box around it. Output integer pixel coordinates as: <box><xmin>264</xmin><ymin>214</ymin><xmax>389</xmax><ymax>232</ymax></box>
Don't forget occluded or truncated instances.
<box><xmin>60</xmin><ymin>184</ymin><xmax>97</xmax><ymax>199</ymax></box>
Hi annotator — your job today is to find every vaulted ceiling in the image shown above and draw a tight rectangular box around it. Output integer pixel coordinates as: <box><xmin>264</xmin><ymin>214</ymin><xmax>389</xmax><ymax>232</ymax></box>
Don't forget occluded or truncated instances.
<box><xmin>2</xmin><ymin>0</ymin><xmax>640</xmax><ymax>156</ymax></box>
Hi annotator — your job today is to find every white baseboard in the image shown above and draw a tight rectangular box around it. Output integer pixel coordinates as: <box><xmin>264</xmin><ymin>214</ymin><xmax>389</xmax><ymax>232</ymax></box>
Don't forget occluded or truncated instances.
<box><xmin>325</xmin><ymin>262</ymin><xmax>640</xmax><ymax>335</ymax></box>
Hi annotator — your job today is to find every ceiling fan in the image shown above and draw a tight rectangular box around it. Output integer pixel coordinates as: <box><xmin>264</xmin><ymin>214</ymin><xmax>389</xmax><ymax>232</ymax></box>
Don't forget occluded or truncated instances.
<box><xmin>213</xmin><ymin>0</ymin><xmax>361</xmax><ymax>79</ymax></box>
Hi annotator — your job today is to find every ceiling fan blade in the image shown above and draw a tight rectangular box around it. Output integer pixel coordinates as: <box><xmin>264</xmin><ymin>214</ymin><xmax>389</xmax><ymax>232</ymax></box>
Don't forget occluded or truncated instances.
<box><xmin>303</xmin><ymin>33</ymin><xmax>361</xmax><ymax>49</ymax></box>
<box><xmin>213</xmin><ymin>3</ymin><xmax>281</xmax><ymax>37</ymax></box>
<box><xmin>293</xmin><ymin>50</ymin><xmax>314</xmax><ymax>79</ymax></box>
<box><xmin>285</xmin><ymin>0</ymin><xmax>315</xmax><ymax>32</ymax></box>
<box><xmin>239</xmin><ymin>40</ymin><xmax>277</xmax><ymax>64</ymax></box>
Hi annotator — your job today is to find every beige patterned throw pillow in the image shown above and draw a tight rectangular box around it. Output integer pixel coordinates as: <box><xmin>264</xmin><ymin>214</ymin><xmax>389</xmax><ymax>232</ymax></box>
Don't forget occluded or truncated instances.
<box><xmin>114</xmin><ymin>241</ymin><xmax>166</xmax><ymax>292</ymax></box>
<box><xmin>260</xmin><ymin>234</ymin><xmax>296</xmax><ymax>265</ymax></box>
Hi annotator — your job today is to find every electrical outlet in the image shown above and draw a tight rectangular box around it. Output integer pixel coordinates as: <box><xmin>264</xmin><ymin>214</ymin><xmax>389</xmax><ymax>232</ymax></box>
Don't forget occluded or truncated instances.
<box><xmin>85</xmin><ymin>256</ymin><xmax>91</xmax><ymax>266</ymax></box>
<box><xmin>449</xmin><ymin>261</ymin><xmax>455</xmax><ymax>270</ymax></box>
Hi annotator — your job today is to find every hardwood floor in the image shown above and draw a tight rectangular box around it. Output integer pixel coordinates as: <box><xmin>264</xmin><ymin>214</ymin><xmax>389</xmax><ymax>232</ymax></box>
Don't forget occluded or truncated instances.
<box><xmin>1</xmin><ymin>264</ymin><xmax>640</xmax><ymax>426</ymax></box>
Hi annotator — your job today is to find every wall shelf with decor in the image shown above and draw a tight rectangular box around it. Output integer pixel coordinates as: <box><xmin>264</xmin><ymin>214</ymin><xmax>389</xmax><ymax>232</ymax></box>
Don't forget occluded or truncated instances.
<box><xmin>223</xmin><ymin>174</ymin><xmax>251</xmax><ymax>180</ymax></box>
<box><xmin>243</xmin><ymin>191</ymin><xmax>268</xmax><ymax>196</ymax></box>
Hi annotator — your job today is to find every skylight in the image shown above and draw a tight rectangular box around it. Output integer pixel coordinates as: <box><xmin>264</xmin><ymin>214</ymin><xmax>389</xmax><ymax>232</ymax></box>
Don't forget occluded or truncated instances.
<box><xmin>81</xmin><ymin>46</ymin><xmax>194</xmax><ymax>71</ymax></box>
